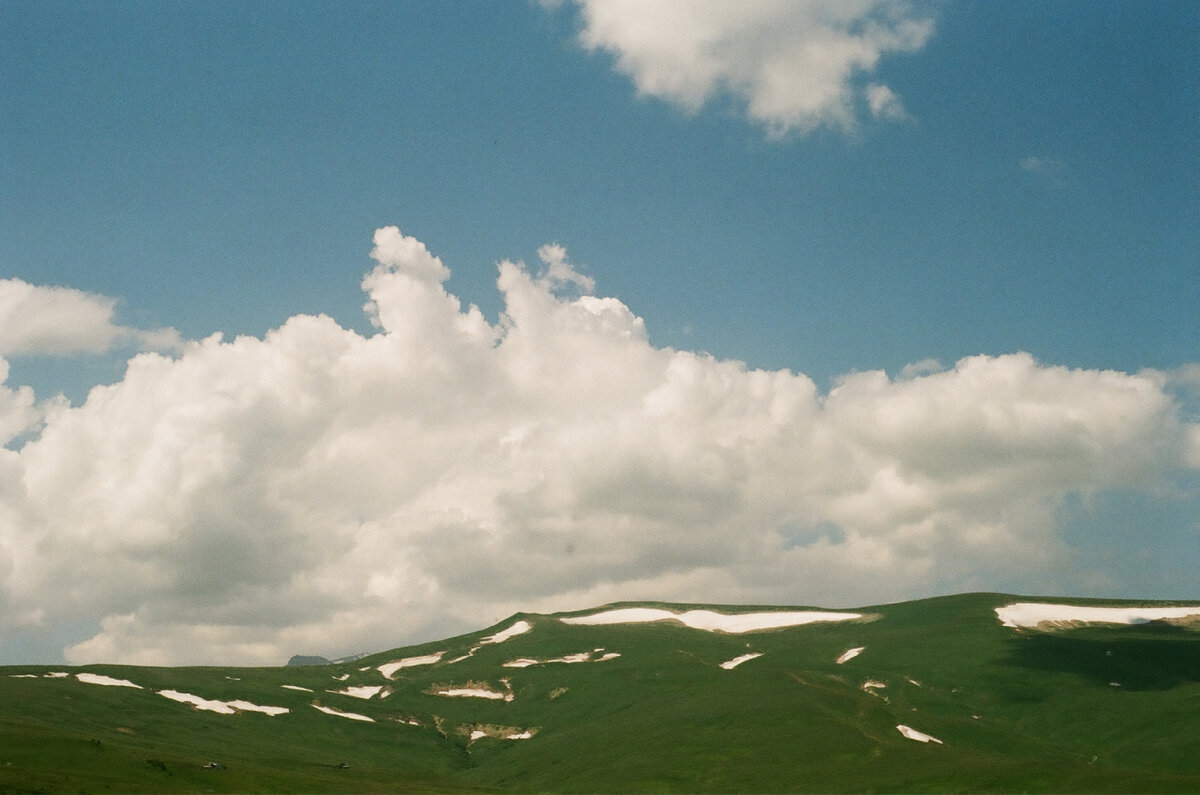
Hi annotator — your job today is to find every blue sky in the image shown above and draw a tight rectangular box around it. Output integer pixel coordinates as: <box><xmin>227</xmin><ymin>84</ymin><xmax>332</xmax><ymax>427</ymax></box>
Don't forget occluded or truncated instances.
<box><xmin>0</xmin><ymin>1</ymin><xmax>1197</xmax><ymax>665</ymax></box>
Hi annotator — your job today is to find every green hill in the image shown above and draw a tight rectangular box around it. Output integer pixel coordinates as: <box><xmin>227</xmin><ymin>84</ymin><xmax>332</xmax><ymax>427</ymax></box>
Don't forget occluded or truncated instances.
<box><xmin>2</xmin><ymin>593</ymin><xmax>1198</xmax><ymax>793</ymax></box>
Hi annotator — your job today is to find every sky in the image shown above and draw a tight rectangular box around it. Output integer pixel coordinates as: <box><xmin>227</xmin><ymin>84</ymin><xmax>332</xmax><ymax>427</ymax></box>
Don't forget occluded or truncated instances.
<box><xmin>0</xmin><ymin>0</ymin><xmax>1197</xmax><ymax>666</ymax></box>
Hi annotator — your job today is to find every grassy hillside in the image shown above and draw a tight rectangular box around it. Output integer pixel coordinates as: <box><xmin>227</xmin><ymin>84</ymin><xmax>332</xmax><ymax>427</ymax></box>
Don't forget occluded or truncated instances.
<box><xmin>2</xmin><ymin>593</ymin><xmax>1198</xmax><ymax>793</ymax></box>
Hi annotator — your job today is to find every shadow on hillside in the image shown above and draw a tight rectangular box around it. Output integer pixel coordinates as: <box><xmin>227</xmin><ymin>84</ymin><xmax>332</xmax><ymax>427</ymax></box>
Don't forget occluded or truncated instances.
<box><xmin>1005</xmin><ymin>624</ymin><xmax>1200</xmax><ymax>691</ymax></box>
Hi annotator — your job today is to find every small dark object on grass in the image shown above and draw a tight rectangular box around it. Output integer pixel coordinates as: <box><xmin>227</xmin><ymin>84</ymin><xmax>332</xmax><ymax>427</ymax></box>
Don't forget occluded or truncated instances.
<box><xmin>333</xmin><ymin>761</ymin><xmax>350</xmax><ymax>769</ymax></box>
<box><xmin>203</xmin><ymin>761</ymin><xmax>225</xmax><ymax>770</ymax></box>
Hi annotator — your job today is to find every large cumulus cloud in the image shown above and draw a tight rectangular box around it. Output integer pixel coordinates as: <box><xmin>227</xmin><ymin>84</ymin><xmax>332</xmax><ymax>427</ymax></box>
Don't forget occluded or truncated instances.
<box><xmin>1</xmin><ymin>227</ymin><xmax>1196</xmax><ymax>665</ymax></box>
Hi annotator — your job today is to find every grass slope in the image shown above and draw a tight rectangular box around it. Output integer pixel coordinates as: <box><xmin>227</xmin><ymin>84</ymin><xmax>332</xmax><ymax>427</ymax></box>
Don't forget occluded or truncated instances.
<box><xmin>2</xmin><ymin>593</ymin><xmax>1198</xmax><ymax>793</ymax></box>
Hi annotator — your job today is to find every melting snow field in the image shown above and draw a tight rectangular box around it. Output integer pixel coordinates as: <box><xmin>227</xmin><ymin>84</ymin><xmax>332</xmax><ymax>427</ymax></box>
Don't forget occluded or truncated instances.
<box><xmin>330</xmin><ymin>685</ymin><xmax>385</xmax><ymax>700</ymax></box>
<box><xmin>503</xmin><ymin>650</ymin><xmax>620</xmax><ymax>668</ymax></box>
<box><xmin>719</xmin><ymin>653</ymin><xmax>763</xmax><ymax>670</ymax></box>
<box><xmin>561</xmin><ymin>607</ymin><xmax>861</xmax><ymax>633</ymax></box>
<box><xmin>378</xmin><ymin>652</ymin><xmax>445</xmax><ymax>679</ymax></box>
<box><xmin>996</xmin><ymin>603</ymin><xmax>1200</xmax><ymax>628</ymax></box>
<box><xmin>159</xmin><ymin>690</ymin><xmax>289</xmax><ymax>716</ymax></box>
<box><xmin>434</xmin><ymin>686</ymin><xmax>513</xmax><ymax>701</ymax></box>
<box><xmin>897</xmin><ymin>724</ymin><xmax>943</xmax><ymax>744</ymax></box>
<box><xmin>482</xmin><ymin>620</ymin><xmax>532</xmax><ymax>644</ymax></box>
<box><xmin>836</xmin><ymin>647</ymin><xmax>865</xmax><ymax>664</ymax></box>
<box><xmin>76</xmin><ymin>673</ymin><xmax>142</xmax><ymax>688</ymax></box>
<box><xmin>313</xmin><ymin>704</ymin><xmax>374</xmax><ymax>722</ymax></box>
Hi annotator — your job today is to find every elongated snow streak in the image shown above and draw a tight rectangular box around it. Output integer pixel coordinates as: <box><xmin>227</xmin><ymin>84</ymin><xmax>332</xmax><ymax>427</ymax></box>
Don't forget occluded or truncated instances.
<box><xmin>9</xmin><ymin>674</ymin><xmax>38</xmax><ymax>678</ymax></box>
<box><xmin>836</xmin><ymin>646</ymin><xmax>864</xmax><ymax>664</ymax></box>
<box><xmin>506</xmin><ymin>731</ymin><xmax>533</xmax><ymax>739</ymax></box>
<box><xmin>482</xmin><ymin>620</ymin><xmax>532</xmax><ymax>644</ymax></box>
<box><xmin>378</xmin><ymin>652</ymin><xmax>445</xmax><ymax>679</ymax></box>
<box><xmin>75</xmin><ymin>673</ymin><xmax>142</xmax><ymax>688</ymax></box>
<box><xmin>503</xmin><ymin>650</ymin><xmax>620</xmax><ymax>668</ymax></box>
<box><xmin>896</xmin><ymin>724</ymin><xmax>942</xmax><ymax>744</ymax></box>
<box><xmin>44</xmin><ymin>672</ymin><xmax>69</xmax><ymax>678</ymax></box>
<box><xmin>158</xmin><ymin>690</ymin><xmax>289</xmax><ymax>716</ymax></box>
<box><xmin>313</xmin><ymin>704</ymin><xmax>374</xmax><ymax>722</ymax></box>
<box><xmin>719</xmin><ymin>652</ymin><xmax>763</xmax><ymax>670</ymax></box>
<box><xmin>329</xmin><ymin>684</ymin><xmax>384</xmax><ymax>700</ymax></box>
<box><xmin>281</xmin><ymin>684</ymin><xmax>314</xmax><ymax>692</ymax></box>
<box><xmin>862</xmin><ymin>680</ymin><xmax>887</xmax><ymax>690</ymax></box>
<box><xmin>995</xmin><ymin>603</ymin><xmax>1200</xmax><ymax>628</ymax></box>
<box><xmin>433</xmin><ymin>687</ymin><xmax>511</xmax><ymax>701</ymax></box>
<box><xmin>560</xmin><ymin>608</ymin><xmax>861</xmax><ymax>633</ymax></box>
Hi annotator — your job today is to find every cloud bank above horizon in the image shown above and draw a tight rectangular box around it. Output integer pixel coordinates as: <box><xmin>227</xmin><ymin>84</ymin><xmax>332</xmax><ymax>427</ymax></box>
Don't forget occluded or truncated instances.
<box><xmin>0</xmin><ymin>228</ymin><xmax>1197</xmax><ymax>666</ymax></box>
<box><xmin>558</xmin><ymin>0</ymin><xmax>934</xmax><ymax>136</ymax></box>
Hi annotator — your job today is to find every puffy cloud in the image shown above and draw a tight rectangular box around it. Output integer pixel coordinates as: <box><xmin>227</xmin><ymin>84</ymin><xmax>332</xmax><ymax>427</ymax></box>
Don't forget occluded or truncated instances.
<box><xmin>0</xmin><ymin>278</ymin><xmax>182</xmax><ymax>357</ymax></box>
<box><xmin>560</xmin><ymin>0</ymin><xmax>934</xmax><ymax>136</ymax></box>
<box><xmin>1</xmin><ymin>228</ymin><xmax>1196</xmax><ymax>665</ymax></box>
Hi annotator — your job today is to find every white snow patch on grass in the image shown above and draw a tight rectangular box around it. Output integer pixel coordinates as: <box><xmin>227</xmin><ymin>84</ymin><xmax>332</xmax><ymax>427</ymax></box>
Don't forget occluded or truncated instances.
<box><xmin>862</xmin><ymin>680</ymin><xmax>887</xmax><ymax>690</ymax></box>
<box><xmin>281</xmin><ymin>684</ymin><xmax>313</xmax><ymax>692</ymax></box>
<box><xmin>719</xmin><ymin>652</ymin><xmax>763</xmax><ymax>670</ymax></box>
<box><xmin>433</xmin><ymin>685</ymin><xmax>513</xmax><ymax>701</ymax></box>
<box><xmin>444</xmin><ymin>646</ymin><xmax>480</xmax><ymax>665</ymax></box>
<box><xmin>561</xmin><ymin>607</ymin><xmax>860</xmax><ymax>633</ymax></box>
<box><xmin>44</xmin><ymin>672</ymin><xmax>69</xmax><ymax>678</ymax></box>
<box><xmin>160</xmin><ymin>690</ymin><xmax>237</xmax><ymax>714</ymax></box>
<box><xmin>897</xmin><ymin>724</ymin><xmax>942</xmax><ymax>744</ymax></box>
<box><xmin>76</xmin><ymin>673</ymin><xmax>141</xmax><ymax>688</ymax></box>
<box><xmin>836</xmin><ymin>646</ymin><xmax>865</xmax><ymax>664</ymax></box>
<box><xmin>482</xmin><ymin>620</ymin><xmax>532</xmax><ymax>644</ymax></box>
<box><xmin>159</xmin><ymin>690</ymin><xmax>285</xmax><ymax>716</ymax></box>
<box><xmin>313</xmin><ymin>704</ymin><xmax>374</xmax><ymax>722</ymax></box>
<box><xmin>227</xmin><ymin>700</ymin><xmax>289</xmax><ymax>716</ymax></box>
<box><xmin>506</xmin><ymin>731</ymin><xmax>533</xmax><ymax>739</ymax></box>
<box><xmin>503</xmin><ymin>650</ymin><xmax>620</xmax><ymax>668</ymax></box>
<box><xmin>9</xmin><ymin>674</ymin><xmax>37</xmax><ymax>678</ymax></box>
<box><xmin>378</xmin><ymin>652</ymin><xmax>445</xmax><ymax>679</ymax></box>
<box><xmin>332</xmin><ymin>673</ymin><xmax>350</xmax><ymax>681</ymax></box>
<box><xmin>996</xmin><ymin>603</ymin><xmax>1200</xmax><ymax>628</ymax></box>
<box><xmin>330</xmin><ymin>685</ymin><xmax>384</xmax><ymax>700</ymax></box>
<box><xmin>470</xmin><ymin>729</ymin><xmax>488</xmax><ymax>740</ymax></box>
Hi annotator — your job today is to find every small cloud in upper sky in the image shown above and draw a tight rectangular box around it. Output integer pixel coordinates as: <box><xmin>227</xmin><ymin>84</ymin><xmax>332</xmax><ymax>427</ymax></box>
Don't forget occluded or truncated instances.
<box><xmin>866</xmin><ymin>83</ymin><xmax>910</xmax><ymax>121</ymax></box>
<box><xmin>1019</xmin><ymin>155</ymin><xmax>1067</xmax><ymax>187</ymax></box>
<box><xmin>552</xmin><ymin>0</ymin><xmax>935</xmax><ymax>138</ymax></box>
<box><xmin>0</xmin><ymin>278</ymin><xmax>183</xmax><ymax>358</ymax></box>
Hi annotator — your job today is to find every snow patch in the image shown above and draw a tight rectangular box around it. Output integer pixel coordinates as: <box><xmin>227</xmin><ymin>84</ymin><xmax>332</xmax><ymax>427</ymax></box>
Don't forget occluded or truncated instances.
<box><xmin>897</xmin><ymin>724</ymin><xmax>942</xmax><ymax>744</ymax></box>
<box><xmin>719</xmin><ymin>652</ymin><xmax>763</xmax><ymax>670</ymax></box>
<box><xmin>281</xmin><ymin>684</ymin><xmax>313</xmax><ymax>692</ymax></box>
<box><xmin>482</xmin><ymin>620</ymin><xmax>532</xmax><ymax>644</ymax></box>
<box><xmin>313</xmin><ymin>704</ymin><xmax>374</xmax><ymax>722</ymax></box>
<box><xmin>378</xmin><ymin>652</ymin><xmax>445</xmax><ymax>679</ymax></box>
<box><xmin>996</xmin><ymin>603</ymin><xmax>1200</xmax><ymax>629</ymax></box>
<box><xmin>76</xmin><ymin>673</ymin><xmax>141</xmax><ymax>688</ymax></box>
<box><xmin>836</xmin><ymin>646</ymin><xmax>864</xmax><ymax>664</ymax></box>
<box><xmin>862</xmin><ymin>680</ymin><xmax>887</xmax><ymax>690</ymax></box>
<box><xmin>332</xmin><ymin>673</ymin><xmax>350</xmax><ymax>681</ymax></box>
<box><xmin>506</xmin><ymin>730</ymin><xmax>533</xmax><ymax>739</ymax></box>
<box><xmin>44</xmin><ymin>672</ymin><xmax>69</xmax><ymax>678</ymax></box>
<box><xmin>503</xmin><ymin>650</ymin><xmax>620</xmax><ymax>668</ymax></box>
<box><xmin>561</xmin><ymin>607</ymin><xmax>861</xmax><ymax>633</ymax></box>
<box><xmin>158</xmin><ymin>690</ymin><xmax>288</xmax><ymax>716</ymax></box>
<box><xmin>433</xmin><ymin>686</ymin><xmax>512</xmax><ymax>701</ymax></box>
<box><xmin>330</xmin><ymin>685</ymin><xmax>384</xmax><ymax>700</ymax></box>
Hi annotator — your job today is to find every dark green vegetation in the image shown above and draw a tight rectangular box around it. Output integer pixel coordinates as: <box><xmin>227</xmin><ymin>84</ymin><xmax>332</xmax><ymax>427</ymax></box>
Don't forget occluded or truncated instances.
<box><xmin>2</xmin><ymin>593</ymin><xmax>1198</xmax><ymax>793</ymax></box>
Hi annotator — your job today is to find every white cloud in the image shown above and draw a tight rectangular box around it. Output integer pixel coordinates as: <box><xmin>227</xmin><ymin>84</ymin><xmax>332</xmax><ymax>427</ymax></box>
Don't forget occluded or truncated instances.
<box><xmin>560</xmin><ymin>0</ymin><xmax>934</xmax><ymax>136</ymax></box>
<box><xmin>0</xmin><ymin>278</ymin><xmax>182</xmax><ymax>358</ymax></box>
<box><xmin>1</xmin><ymin>229</ymin><xmax>1196</xmax><ymax>665</ymax></box>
